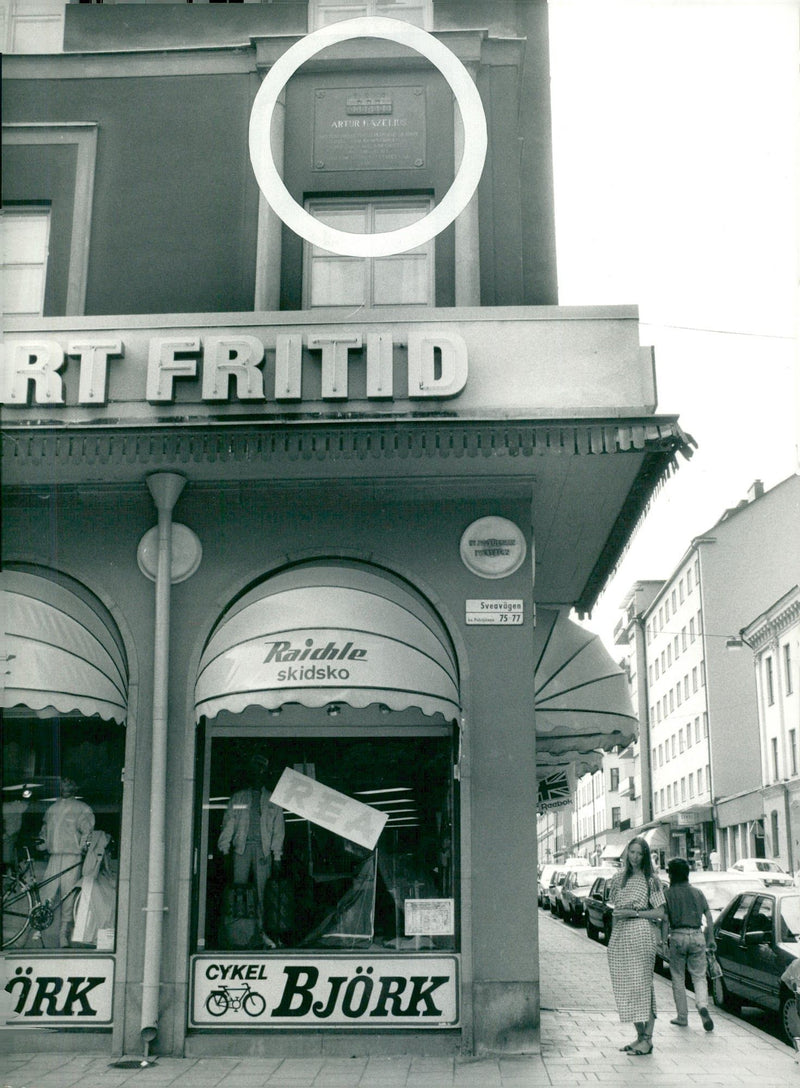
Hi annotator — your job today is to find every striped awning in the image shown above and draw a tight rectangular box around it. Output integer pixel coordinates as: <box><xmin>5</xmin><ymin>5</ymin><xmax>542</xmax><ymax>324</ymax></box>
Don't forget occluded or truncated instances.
<box><xmin>1</xmin><ymin>569</ymin><xmax>128</xmax><ymax>723</ymax></box>
<box><xmin>534</xmin><ymin>609</ymin><xmax>637</xmax><ymax>801</ymax></box>
<box><xmin>195</xmin><ymin>562</ymin><xmax>460</xmax><ymax>721</ymax></box>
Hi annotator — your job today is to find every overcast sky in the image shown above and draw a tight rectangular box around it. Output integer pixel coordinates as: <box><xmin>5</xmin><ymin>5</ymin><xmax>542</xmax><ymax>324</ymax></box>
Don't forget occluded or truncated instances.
<box><xmin>547</xmin><ymin>0</ymin><xmax>799</xmax><ymax>647</ymax></box>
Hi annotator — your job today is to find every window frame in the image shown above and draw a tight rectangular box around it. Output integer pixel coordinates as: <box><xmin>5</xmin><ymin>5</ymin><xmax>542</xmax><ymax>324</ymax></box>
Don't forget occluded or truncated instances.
<box><xmin>3</xmin><ymin>123</ymin><xmax>97</xmax><ymax>316</ymax></box>
<box><xmin>302</xmin><ymin>195</ymin><xmax>435</xmax><ymax>311</ymax></box>
<box><xmin>1</xmin><ymin>206</ymin><xmax>51</xmax><ymax>317</ymax></box>
<box><xmin>1</xmin><ymin>1</ymin><xmax>65</xmax><ymax>54</ymax></box>
<box><xmin>309</xmin><ymin>0</ymin><xmax>434</xmax><ymax>32</ymax></box>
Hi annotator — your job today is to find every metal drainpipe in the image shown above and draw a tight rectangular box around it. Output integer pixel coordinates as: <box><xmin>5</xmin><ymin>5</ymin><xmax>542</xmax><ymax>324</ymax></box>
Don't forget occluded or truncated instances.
<box><xmin>140</xmin><ymin>472</ymin><xmax>186</xmax><ymax>1054</ymax></box>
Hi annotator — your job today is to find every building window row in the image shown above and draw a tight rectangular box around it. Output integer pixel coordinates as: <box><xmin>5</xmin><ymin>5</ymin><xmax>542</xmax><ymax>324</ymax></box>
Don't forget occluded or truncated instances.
<box><xmin>651</xmin><ymin>669</ymin><xmax>703</xmax><ymax>724</ymax></box>
<box><xmin>654</xmin><ymin>764</ymin><xmax>708</xmax><ymax>814</ymax></box>
<box><xmin>645</xmin><ymin>563</ymin><xmax>700</xmax><ymax>645</ymax></box>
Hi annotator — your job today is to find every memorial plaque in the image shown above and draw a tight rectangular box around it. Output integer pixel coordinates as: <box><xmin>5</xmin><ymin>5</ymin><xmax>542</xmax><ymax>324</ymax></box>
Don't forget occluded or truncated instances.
<box><xmin>313</xmin><ymin>86</ymin><xmax>426</xmax><ymax>171</ymax></box>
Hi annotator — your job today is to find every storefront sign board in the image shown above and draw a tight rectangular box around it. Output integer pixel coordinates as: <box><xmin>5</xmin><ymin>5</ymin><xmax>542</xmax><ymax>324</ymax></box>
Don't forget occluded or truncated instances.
<box><xmin>1</xmin><ymin>310</ymin><xmax>657</xmax><ymax>422</ymax></box>
<box><xmin>465</xmin><ymin>600</ymin><xmax>524</xmax><ymax>625</ymax></box>
<box><xmin>1</xmin><ymin>956</ymin><xmax>114</xmax><ymax>1027</ymax></box>
<box><xmin>271</xmin><ymin>768</ymin><xmax>387</xmax><ymax>851</ymax></box>
<box><xmin>190</xmin><ymin>954</ymin><xmax>458</xmax><ymax>1027</ymax></box>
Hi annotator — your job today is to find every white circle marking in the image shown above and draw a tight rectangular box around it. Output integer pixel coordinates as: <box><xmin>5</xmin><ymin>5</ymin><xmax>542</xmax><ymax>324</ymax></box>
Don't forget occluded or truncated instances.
<box><xmin>248</xmin><ymin>17</ymin><xmax>487</xmax><ymax>257</ymax></box>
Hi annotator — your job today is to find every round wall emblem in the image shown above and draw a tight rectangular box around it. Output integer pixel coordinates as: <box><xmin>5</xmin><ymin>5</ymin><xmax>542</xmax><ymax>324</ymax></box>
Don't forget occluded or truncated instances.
<box><xmin>460</xmin><ymin>517</ymin><xmax>527</xmax><ymax>579</ymax></box>
<box><xmin>249</xmin><ymin>17</ymin><xmax>487</xmax><ymax>257</ymax></box>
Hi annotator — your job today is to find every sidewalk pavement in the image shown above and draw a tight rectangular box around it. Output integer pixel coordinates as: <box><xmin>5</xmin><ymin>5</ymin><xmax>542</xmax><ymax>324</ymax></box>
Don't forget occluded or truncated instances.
<box><xmin>3</xmin><ymin>911</ymin><xmax>798</xmax><ymax>1087</ymax></box>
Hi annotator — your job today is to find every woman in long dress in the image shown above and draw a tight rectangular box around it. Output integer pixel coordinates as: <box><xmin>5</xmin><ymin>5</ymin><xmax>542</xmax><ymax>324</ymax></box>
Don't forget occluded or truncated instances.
<box><xmin>607</xmin><ymin>836</ymin><xmax>666</xmax><ymax>1055</ymax></box>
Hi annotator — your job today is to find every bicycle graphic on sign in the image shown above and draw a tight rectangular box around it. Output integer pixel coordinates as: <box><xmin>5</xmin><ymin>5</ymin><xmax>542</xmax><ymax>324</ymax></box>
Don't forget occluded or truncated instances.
<box><xmin>204</xmin><ymin>982</ymin><xmax>266</xmax><ymax>1018</ymax></box>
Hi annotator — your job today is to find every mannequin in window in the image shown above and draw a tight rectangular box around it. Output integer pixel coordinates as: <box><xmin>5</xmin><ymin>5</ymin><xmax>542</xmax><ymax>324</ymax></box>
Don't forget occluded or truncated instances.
<box><xmin>217</xmin><ymin>755</ymin><xmax>285</xmax><ymax>927</ymax></box>
<box><xmin>38</xmin><ymin>777</ymin><xmax>95</xmax><ymax>946</ymax></box>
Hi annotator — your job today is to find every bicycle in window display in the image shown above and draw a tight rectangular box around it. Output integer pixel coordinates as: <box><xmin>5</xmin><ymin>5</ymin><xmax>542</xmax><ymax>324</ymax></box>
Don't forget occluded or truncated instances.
<box><xmin>2</xmin><ymin>846</ymin><xmax>87</xmax><ymax>949</ymax></box>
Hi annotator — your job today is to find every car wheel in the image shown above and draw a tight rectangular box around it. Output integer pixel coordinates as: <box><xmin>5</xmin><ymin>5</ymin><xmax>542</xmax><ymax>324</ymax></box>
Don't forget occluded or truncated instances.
<box><xmin>585</xmin><ymin>916</ymin><xmax>598</xmax><ymax>942</ymax></box>
<box><xmin>710</xmin><ymin>973</ymin><xmax>740</xmax><ymax>1012</ymax></box>
<box><xmin>779</xmin><ymin>989</ymin><xmax>800</xmax><ymax>1047</ymax></box>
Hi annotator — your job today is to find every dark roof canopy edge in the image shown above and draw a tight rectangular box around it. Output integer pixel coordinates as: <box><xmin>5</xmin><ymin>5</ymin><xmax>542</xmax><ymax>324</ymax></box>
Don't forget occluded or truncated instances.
<box><xmin>575</xmin><ymin>422</ymin><xmax>697</xmax><ymax>616</ymax></box>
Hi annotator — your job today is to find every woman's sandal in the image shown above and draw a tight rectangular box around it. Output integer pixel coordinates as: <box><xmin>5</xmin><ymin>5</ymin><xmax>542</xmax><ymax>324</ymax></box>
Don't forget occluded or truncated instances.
<box><xmin>620</xmin><ymin>1037</ymin><xmax>644</xmax><ymax>1052</ymax></box>
<box><xmin>629</xmin><ymin>1037</ymin><xmax>653</xmax><ymax>1056</ymax></box>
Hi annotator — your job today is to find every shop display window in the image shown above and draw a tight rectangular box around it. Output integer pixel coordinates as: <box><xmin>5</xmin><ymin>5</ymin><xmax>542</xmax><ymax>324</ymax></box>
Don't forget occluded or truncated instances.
<box><xmin>195</xmin><ymin>730</ymin><xmax>457</xmax><ymax>954</ymax></box>
<box><xmin>2</xmin><ymin>714</ymin><xmax>124</xmax><ymax>952</ymax></box>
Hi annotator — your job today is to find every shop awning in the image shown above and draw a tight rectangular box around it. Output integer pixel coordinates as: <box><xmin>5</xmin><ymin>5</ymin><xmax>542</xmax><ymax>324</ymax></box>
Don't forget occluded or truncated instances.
<box><xmin>601</xmin><ymin>842</ymin><xmax>627</xmax><ymax>861</ymax></box>
<box><xmin>534</xmin><ymin>608</ymin><xmax>636</xmax><ymax>769</ymax></box>
<box><xmin>1</xmin><ymin>569</ymin><xmax>128</xmax><ymax>723</ymax></box>
<box><xmin>641</xmin><ymin>826</ymin><xmax>670</xmax><ymax>851</ymax></box>
<box><xmin>195</xmin><ymin>562</ymin><xmax>460</xmax><ymax>721</ymax></box>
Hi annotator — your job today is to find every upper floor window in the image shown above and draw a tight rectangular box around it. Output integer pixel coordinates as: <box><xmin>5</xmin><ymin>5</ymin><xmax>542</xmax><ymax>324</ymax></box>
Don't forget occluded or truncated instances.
<box><xmin>303</xmin><ymin>196</ymin><xmax>434</xmax><ymax>309</ymax></box>
<box><xmin>1</xmin><ymin>208</ymin><xmax>50</xmax><ymax>317</ymax></box>
<box><xmin>310</xmin><ymin>0</ymin><xmax>433</xmax><ymax>31</ymax></box>
<box><xmin>1</xmin><ymin>0</ymin><xmax>64</xmax><ymax>54</ymax></box>
<box><xmin>609</xmin><ymin>767</ymin><xmax>619</xmax><ymax>792</ymax></box>
<box><xmin>782</xmin><ymin>642</ymin><xmax>793</xmax><ymax>696</ymax></box>
<box><xmin>765</xmin><ymin>656</ymin><xmax>775</xmax><ymax>706</ymax></box>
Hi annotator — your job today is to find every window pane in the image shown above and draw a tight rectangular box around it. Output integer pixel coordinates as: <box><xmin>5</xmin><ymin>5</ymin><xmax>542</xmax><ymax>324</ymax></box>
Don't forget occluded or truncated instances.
<box><xmin>373</xmin><ymin>254</ymin><xmax>428</xmax><ymax>305</ymax></box>
<box><xmin>2</xmin><ymin>265</ymin><xmax>47</xmax><ymax>315</ymax></box>
<box><xmin>314</xmin><ymin>5</ymin><xmax>369</xmax><ymax>29</ymax></box>
<box><xmin>376</xmin><ymin>2</ymin><xmax>426</xmax><ymax>27</ymax></box>
<box><xmin>308</xmin><ymin>205</ymin><xmax>369</xmax><ymax>257</ymax></box>
<box><xmin>10</xmin><ymin>15</ymin><xmax>63</xmax><ymax>54</ymax></box>
<box><xmin>373</xmin><ymin>203</ymin><xmax>428</xmax><ymax>253</ymax></box>
<box><xmin>3</xmin><ymin>214</ymin><xmax>49</xmax><ymax>259</ymax></box>
<box><xmin>309</xmin><ymin>257</ymin><xmax>365</xmax><ymax>306</ymax></box>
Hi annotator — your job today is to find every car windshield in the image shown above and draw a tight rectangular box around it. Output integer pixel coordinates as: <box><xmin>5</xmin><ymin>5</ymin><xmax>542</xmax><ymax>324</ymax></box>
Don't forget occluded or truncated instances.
<box><xmin>702</xmin><ymin>881</ymin><xmax>763</xmax><ymax>912</ymax></box>
<box><xmin>577</xmin><ymin>869</ymin><xmax>610</xmax><ymax>889</ymax></box>
<box><xmin>779</xmin><ymin>895</ymin><xmax>800</xmax><ymax>943</ymax></box>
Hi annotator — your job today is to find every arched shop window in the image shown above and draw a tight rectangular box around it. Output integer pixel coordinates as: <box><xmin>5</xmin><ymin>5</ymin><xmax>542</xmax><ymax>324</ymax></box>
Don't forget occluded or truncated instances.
<box><xmin>192</xmin><ymin>561</ymin><xmax>460</xmax><ymax>954</ymax></box>
<box><xmin>1</xmin><ymin>567</ymin><xmax>128</xmax><ymax>953</ymax></box>
<box><xmin>196</xmin><ymin>729</ymin><xmax>457</xmax><ymax>953</ymax></box>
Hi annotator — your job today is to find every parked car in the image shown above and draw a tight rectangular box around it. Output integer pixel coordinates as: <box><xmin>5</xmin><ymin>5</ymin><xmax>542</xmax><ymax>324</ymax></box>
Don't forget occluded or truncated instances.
<box><xmin>584</xmin><ymin>874</ymin><xmax>616</xmax><ymax>944</ymax></box>
<box><xmin>549</xmin><ymin>870</ymin><xmax>569</xmax><ymax>916</ymax></box>
<box><xmin>729</xmin><ymin>858</ymin><xmax>795</xmax><ymax>886</ymax></box>
<box><xmin>560</xmin><ymin>866</ymin><xmax>616</xmax><ymax>925</ymax></box>
<box><xmin>541</xmin><ymin>857</ymin><xmax>590</xmax><ymax>911</ymax></box>
<box><xmin>538</xmin><ymin>864</ymin><xmax>559</xmax><ymax>908</ymax></box>
<box><xmin>712</xmin><ymin>886</ymin><xmax>800</xmax><ymax>1045</ymax></box>
<box><xmin>541</xmin><ymin>868</ymin><xmax>561</xmax><ymax>911</ymax></box>
<box><xmin>655</xmin><ymin>871</ymin><xmax>772</xmax><ymax>970</ymax></box>
<box><xmin>780</xmin><ymin>957</ymin><xmax>800</xmax><ymax>1044</ymax></box>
